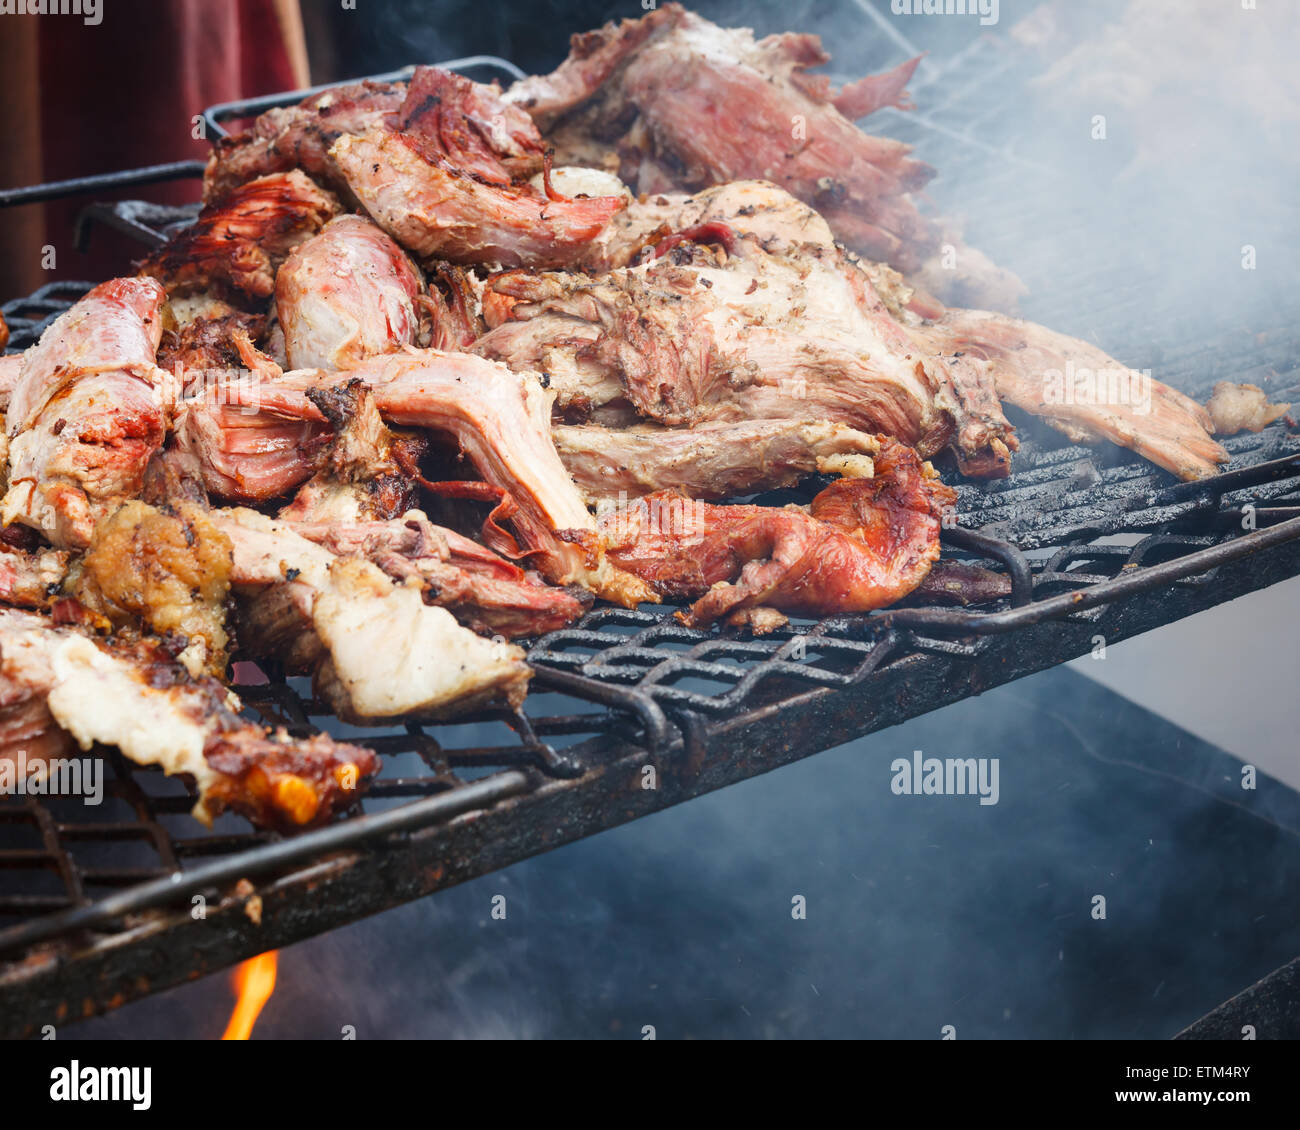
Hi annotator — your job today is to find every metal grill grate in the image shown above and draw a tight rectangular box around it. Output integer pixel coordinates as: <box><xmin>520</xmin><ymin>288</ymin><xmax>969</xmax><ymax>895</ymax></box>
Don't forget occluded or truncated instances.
<box><xmin>2</xmin><ymin>281</ymin><xmax>96</xmax><ymax>354</ymax></box>
<box><xmin>0</xmin><ymin>47</ymin><xmax>1298</xmax><ymax>1036</ymax></box>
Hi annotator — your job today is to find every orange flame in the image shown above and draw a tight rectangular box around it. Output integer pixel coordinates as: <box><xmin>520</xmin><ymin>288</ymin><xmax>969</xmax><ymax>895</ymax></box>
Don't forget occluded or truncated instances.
<box><xmin>221</xmin><ymin>951</ymin><xmax>279</xmax><ymax>1040</ymax></box>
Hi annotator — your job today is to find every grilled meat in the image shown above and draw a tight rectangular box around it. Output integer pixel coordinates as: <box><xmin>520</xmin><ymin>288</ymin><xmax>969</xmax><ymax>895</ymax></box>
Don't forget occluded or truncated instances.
<box><xmin>0</xmin><ymin>607</ymin><xmax>378</xmax><ymax>831</ymax></box>
<box><xmin>1206</xmin><ymin>382</ymin><xmax>1291</xmax><ymax>436</ymax></box>
<box><xmin>397</xmin><ymin>65</ymin><xmax>547</xmax><ymax>185</ymax></box>
<box><xmin>348</xmin><ymin>352</ymin><xmax>650</xmax><ymax>602</ymax></box>
<box><xmin>204</xmin><ymin>81</ymin><xmax>407</xmax><ymax>202</ymax></box>
<box><xmin>478</xmin><ymin>177</ymin><xmax>1225</xmax><ymax>481</ymax></box>
<box><xmin>214</xmin><ymin>507</ymin><xmax>531</xmax><ymax>721</ymax></box>
<box><xmin>276</xmin><ymin>215</ymin><xmax>428</xmax><ymax>370</ymax></box>
<box><xmin>157</xmin><ymin>311</ymin><xmax>273</xmax><ymax>392</ymax></box>
<box><xmin>578</xmin><ymin>178</ymin><xmax>840</xmax><ymax>272</ymax></box>
<box><xmin>556</xmin><ymin>418</ymin><xmax>879</xmax><ymax>505</ymax></box>
<box><xmin>68</xmin><ymin>500</ymin><xmax>233</xmax><ymax>678</ymax></box>
<box><xmin>0</xmin><ymin>5</ymin><xmax>1249</xmax><ymax>854</ymax></box>
<box><xmin>303</xmin><ymin>66</ymin><xmax>628</xmax><ymax>270</ymax></box>
<box><xmin>425</xmin><ymin>262</ymin><xmax>486</xmax><ymax>350</ymax></box>
<box><xmin>141</xmin><ymin>170</ymin><xmax>340</xmax><ymax>302</ymax></box>
<box><xmin>474</xmin><ymin>204</ymin><xmax>1017</xmax><ymax>476</ymax></box>
<box><xmin>278</xmin><ymin>379</ymin><xmax>424</xmax><ymax>523</ymax></box>
<box><xmin>602</xmin><ymin>437</ymin><xmax>953</xmax><ymax>625</ymax></box>
<box><xmin>0</xmin><ymin>608</ymin><xmax>76</xmax><ymax>777</ymax></box>
<box><xmin>190</xmin><ymin>353</ymin><xmax>653</xmax><ymax>603</ymax></box>
<box><xmin>0</xmin><ymin>543</ymin><xmax>69</xmax><ymax>609</ymax></box>
<box><xmin>332</xmin><ymin>128</ymin><xmax>627</xmax><ymax>270</ymax></box>
<box><xmin>2</xmin><ymin>278</ymin><xmax>172</xmax><ymax>548</ymax></box>
<box><xmin>923</xmin><ymin>308</ymin><xmax>1228</xmax><ymax>481</ymax></box>
<box><xmin>508</xmin><ymin>6</ymin><xmax>1026</xmax><ymax>308</ymax></box>
<box><xmin>205</xmin><ymin>66</ymin><xmax>545</xmax><ymax>204</ymax></box>
<box><xmin>288</xmin><ymin>512</ymin><xmax>587</xmax><ymax>638</ymax></box>
<box><xmin>507</xmin><ymin>5</ymin><xmax>932</xmax><ymax>269</ymax></box>
<box><xmin>173</xmin><ymin>353</ymin><xmax>332</xmax><ymax>504</ymax></box>
<box><xmin>141</xmin><ymin>448</ymin><xmax>213</xmax><ymax>510</ymax></box>
<box><xmin>0</xmin><ymin>352</ymin><xmax>24</xmax><ymax>413</ymax></box>
<box><xmin>909</xmin><ymin>560</ymin><xmax>1013</xmax><ymax>608</ymax></box>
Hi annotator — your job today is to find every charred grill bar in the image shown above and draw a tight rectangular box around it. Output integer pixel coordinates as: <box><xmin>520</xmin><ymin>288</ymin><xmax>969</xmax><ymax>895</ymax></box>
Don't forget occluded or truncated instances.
<box><xmin>0</xmin><ymin>53</ymin><xmax>1298</xmax><ymax>1038</ymax></box>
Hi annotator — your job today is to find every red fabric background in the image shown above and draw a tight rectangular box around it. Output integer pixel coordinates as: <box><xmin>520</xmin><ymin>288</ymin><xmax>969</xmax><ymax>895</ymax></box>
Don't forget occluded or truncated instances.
<box><xmin>2</xmin><ymin>0</ymin><xmax>299</xmax><ymax>296</ymax></box>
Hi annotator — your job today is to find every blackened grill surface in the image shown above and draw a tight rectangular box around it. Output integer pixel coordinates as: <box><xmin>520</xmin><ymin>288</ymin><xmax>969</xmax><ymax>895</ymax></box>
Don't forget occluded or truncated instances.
<box><xmin>1</xmin><ymin>48</ymin><xmax>1298</xmax><ymax>1036</ymax></box>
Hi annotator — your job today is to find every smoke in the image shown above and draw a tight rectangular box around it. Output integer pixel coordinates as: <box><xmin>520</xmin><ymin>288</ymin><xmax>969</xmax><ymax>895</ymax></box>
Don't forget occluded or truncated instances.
<box><xmin>901</xmin><ymin>0</ymin><xmax>1299</xmax><ymax>358</ymax></box>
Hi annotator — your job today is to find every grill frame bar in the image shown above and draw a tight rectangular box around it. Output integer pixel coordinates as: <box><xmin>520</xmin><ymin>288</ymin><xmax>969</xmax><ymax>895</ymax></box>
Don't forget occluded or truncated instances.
<box><xmin>1</xmin><ymin>52</ymin><xmax>1298</xmax><ymax>1036</ymax></box>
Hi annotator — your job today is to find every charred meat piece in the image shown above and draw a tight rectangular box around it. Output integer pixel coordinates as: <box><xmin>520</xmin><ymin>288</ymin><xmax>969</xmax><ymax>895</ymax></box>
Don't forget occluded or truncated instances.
<box><xmin>508</xmin><ymin>4</ymin><xmax>934</xmax><ymax>270</ymax></box>
<box><xmin>425</xmin><ymin>262</ymin><xmax>487</xmax><ymax>351</ymax></box>
<box><xmin>204</xmin><ymin>81</ymin><xmax>406</xmax><ymax>202</ymax></box>
<box><xmin>279</xmin><ymin>379</ymin><xmax>425</xmax><ymax>523</ymax></box>
<box><xmin>157</xmin><ymin>312</ymin><xmax>280</xmax><ymax>395</ymax></box>
<box><xmin>0</xmin><ymin>607</ymin><xmax>378</xmax><ymax>832</ymax></box>
<box><xmin>2</xmin><ymin>278</ymin><xmax>171</xmax><ymax>548</ymax></box>
<box><xmin>0</xmin><ymin>542</ymin><xmax>70</xmax><ymax>610</ymax></box>
<box><xmin>214</xmin><ymin>508</ymin><xmax>531</xmax><ymax>721</ymax></box>
<box><xmin>909</xmin><ymin>560</ymin><xmax>1013</xmax><ymax>608</ymax></box>
<box><xmin>141</xmin><ymin>170</ymin><xmax>340</xmax><ymax>302</ymax></box>
<box><xmin>555</xmin><ymin>418</ymin><xmax>879</xmax><ymax>505</ymax></box>
<box><xmin>141</xmin><ymin>448</ymin><xmax>213</xmax><ymax>510</ymax></box>
<box><xmin>602</xmin><ymin>438</ymin><xmax>954</xmax><ymax>625</ymax></box>
<box><xmin>331</xmin><ymin>128</ymin><xmax>627</xmax><ymax>270</ymax></box>
<box><xmin>397</xmin><ymin>66</ymin><xmax>547</xmax><ymax>185</ymax></box>
<box><xmin>276</xmin><ymin>215</ymin><xmax>428</xmax><ymax>371</ymax></box>
<box><xmin>68</xmin><ymin>500</ymin><xmax>234</xmax><ymax>678</ymax></box>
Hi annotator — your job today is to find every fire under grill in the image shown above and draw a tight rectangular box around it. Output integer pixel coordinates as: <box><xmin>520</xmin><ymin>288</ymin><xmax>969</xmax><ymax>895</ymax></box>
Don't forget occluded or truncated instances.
<box><xmin>1</xmin><ymin>49</ymin><xmax>1299</xmax><ymax>1038</ymax></box>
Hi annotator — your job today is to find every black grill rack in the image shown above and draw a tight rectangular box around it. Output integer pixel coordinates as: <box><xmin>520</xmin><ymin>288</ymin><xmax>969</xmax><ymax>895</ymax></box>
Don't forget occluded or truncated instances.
<box><xmin>1</xmin><ymin>50</ymin><xmax>1299</xmax><ymax>1037</ymax></box>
